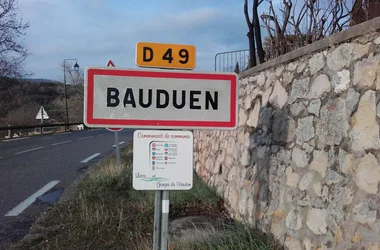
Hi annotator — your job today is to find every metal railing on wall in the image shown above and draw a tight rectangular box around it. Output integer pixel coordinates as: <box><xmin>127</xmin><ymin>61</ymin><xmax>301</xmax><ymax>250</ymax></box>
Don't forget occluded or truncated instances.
<box><xmin>214</xmin><ymin>49</ymin><xmax>250</xmax><ymax>73</ymax></box>
<box><xmin>214</xmin><ymin>44</ymin><xmax>307</xmax><ymax>73</ymax></box>
<box><xmin>0</xmin><ymin>122</ymin><xmax>85</xmax><ymax>139</ymax></box>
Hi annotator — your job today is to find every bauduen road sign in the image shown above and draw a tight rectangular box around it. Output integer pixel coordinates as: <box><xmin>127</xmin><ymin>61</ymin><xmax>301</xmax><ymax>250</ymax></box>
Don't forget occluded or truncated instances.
<box><xmin>84</xmin><ymin>67</ymin><xmax>238</xmax><ymax>130</ymax></box>
<box><xmin>135</xmin><ymin>42</ymin><xmax>196</xmax><ymax>70</ymax></box>
<box><xmin>104</xmin><ymin>60</ymin><xmax>123</xmax><ymax>133</ymax></box>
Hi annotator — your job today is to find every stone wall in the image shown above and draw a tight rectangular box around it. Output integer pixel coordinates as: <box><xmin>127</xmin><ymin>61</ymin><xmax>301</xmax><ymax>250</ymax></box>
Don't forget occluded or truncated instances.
<box><xmin>194</xmin><ymin>18</ymin><xmax>380</xmax><ymax>250</ymax></box>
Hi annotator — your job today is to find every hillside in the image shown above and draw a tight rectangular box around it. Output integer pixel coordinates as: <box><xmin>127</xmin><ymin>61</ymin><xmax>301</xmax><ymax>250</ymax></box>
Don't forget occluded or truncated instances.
<box><xmin>25</xmin><ymin>78</ymin><xmax>61</xmax><ymax>84</ymax></box>
<box><xmin>0</xmin><ymin>77</ymin><xmax>83</xmax><ymax>127</ymax></box>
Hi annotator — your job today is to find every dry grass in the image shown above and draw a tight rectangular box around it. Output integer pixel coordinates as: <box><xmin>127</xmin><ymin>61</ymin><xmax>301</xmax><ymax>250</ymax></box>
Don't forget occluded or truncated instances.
<box><xmin>11</xmin><ymin>144</ymin><xmax>279</xmax><ymax>250</ymax></box>
<box><xmin>172</xmin><ymin>222</ymin><xmax>282</xmax><ymax>250</ymax></box>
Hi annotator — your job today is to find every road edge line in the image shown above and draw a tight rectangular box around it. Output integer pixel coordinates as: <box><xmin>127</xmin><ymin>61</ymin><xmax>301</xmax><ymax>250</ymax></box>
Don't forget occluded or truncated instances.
<box><xmin>4</xmin><ymin>180</ymin><xmax>61</xmax><ymax>217</ymax></box>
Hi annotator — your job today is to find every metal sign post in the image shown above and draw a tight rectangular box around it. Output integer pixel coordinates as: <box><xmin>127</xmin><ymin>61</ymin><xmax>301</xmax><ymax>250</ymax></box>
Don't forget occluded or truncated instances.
<box><xmin>132</xmin><ymin>130</ymin><xmax>193</xmax><ymax>250</ymax></box>
<box><xmin>105</xmin><ymin>60</ymin><xmax>123</xmax><ymax>169</ymax></box>
<box><xmin>160</xmin><ymin>190</ymin><xmax>170</xmax><ymax>249</ymax></box>
<box><xmin>114</xmin><ymin>129</ymin><xmax>121</xmax><ymax>168</ymax></box>
<box><xmin>153</xmin><ymin>190</ymin><xmax>162</xmax><ymax>250</ymax></box>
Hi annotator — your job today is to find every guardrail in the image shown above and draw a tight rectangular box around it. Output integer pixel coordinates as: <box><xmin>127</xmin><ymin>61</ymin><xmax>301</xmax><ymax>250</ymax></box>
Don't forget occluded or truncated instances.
<box><xmin>0</xmin><ymin>122</ymin><xmax>85</xmax><ymax>139</ymax></box>
<box><xmin>214</xmin><ymin>44</ymin><xmax>307</xmax><ymax>73</ymax></box>
<box><xmin>214</xmin><ymin>49</ymin><xmax>250</xmax><ymax>73</ymax></box>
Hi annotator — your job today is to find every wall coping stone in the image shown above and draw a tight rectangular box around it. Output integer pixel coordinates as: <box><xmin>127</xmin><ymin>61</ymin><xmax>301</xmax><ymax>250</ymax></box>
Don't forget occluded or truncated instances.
<box><xmin>239</xmin><ymin>16</ymin><xmax>380</xmax><ymax>78</ymax></box>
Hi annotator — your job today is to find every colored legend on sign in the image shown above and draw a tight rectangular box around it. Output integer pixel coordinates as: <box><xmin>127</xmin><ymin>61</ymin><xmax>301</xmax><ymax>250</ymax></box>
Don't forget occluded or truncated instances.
<box><xmin>149</xmin><ymin>141</ymin><xmax>179</xmax><ymax>170</ymax></box>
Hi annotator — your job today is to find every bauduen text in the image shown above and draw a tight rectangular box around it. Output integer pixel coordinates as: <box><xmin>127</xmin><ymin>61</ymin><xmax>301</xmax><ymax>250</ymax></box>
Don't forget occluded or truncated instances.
<box><xmin>106</xmin><ymin>88</ymin><xmax>218</xmax><ymax>110</ymax></box>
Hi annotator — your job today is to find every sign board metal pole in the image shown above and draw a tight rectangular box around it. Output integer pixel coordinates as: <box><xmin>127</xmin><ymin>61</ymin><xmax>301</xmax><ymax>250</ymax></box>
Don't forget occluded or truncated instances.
<box><xmin>153</xmin><ymin>190</ymin><xmax>162</xmax><ymax>250</ymax></box>
<box><xmin>160</xmin><ymin>190</ymin><xmax>170</xmax><ymax>250</ymax></box>
<box><xmin>105</xmin><ymin>60</ymin><xmax>122</xmax><ymax>169</ymax></box>
<box><xmin>114</xmin><ymin>131</ymin><xmax>121</xmax><ymax>169</ymax></box>
<box><xmin>40</xmin><ymin>108</ymin><xmax>43</xmax><ymax>135</ymax></box>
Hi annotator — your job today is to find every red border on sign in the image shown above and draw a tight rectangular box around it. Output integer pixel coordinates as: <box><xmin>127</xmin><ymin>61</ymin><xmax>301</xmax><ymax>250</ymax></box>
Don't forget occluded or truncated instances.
<box><xmin>86</xmin><ymin>68</ymin><xmax>237</xmax><ymax>128</ymax></box>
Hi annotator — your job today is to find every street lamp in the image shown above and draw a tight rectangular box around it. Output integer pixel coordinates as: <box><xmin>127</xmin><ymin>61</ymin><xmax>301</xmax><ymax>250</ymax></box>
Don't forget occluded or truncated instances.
<box><xmin>63</xmin><ymin>58</ymin><xmax>79</xmax><ymax>131</ymax></box>
<box><xmin>74</xmin><ymin>62</ymin><xmax>79</xmax><ymax>72</ymax></box>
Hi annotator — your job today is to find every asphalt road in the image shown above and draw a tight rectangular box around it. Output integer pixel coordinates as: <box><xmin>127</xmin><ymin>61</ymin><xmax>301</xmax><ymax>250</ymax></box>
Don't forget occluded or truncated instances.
<box><xmin>0</xmin><ymin>128</ymin><xmax>135</xmax><ymax>249</ymax></box>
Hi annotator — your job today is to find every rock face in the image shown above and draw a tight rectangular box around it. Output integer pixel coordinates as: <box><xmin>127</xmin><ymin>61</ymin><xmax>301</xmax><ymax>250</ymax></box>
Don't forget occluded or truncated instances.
<box><xmin>286</xmin><ymin>209</ymin><xmax>302</xmax><ymax>230</ymax></box>
<box><xmin>289</xmin><ymin>78</ymin><xmax>310</xmax><ymax>103</ymax></box>
<box><xmin>331</xmin><ymin>70</ymin><xmax>350</xmax><ymax>93</ymax></box>
<box><xmin>309</xmin><ymin>52</ymin><xmax>325</xmax><ymax>75</ymax></box>
<box><xmin>327</xmin><ymin>43</ymin><xmax>353</xmax><ymax>71</ymax></box>
<box><xmin>353</xmin><ymin>55</ymin><xmax>380</xmax><ymax>88</ymax></box>
<box><xmin>299</xmin><ymin>172</ymin><xmax>314</xmax><ymax>191</ymax></box>
<box><xmin>346</xmin><ymin>88</ymin><xmax>360</xmax><ymax>115</ymax></box>
<box><xmin>194</xmin><ymin>32</ymin><xmax>380</xmax><ymax>250</ymax></box>
<box><xmin>355</xmin><ymin>153</ymin><xmax>380</xmax><ymax>194</ymax></box>
<box><xmin>310</xmin><ymin>150</ymin><xmax>329</xmax><ymax>178</ymax></box>
<box><xmin>306</xmin><ymin>208</ymin><xmax>327</xmax><ymax>235</ymax></box>
<box><xmin>350</xmin><ymin>90</ymin><xmax>380</xmax><ymax>151</ymax></box>
<box><xmin>269</xmin><ymin>81</ymin><xmax>288</xmax><ymax>109</ymax></box>
<box><xmin>247</xmin><ymin>99</ymin><xmax>261</xmax><ymax>128</ymax></box>
<box><xmin>290</xmin><ymin>103</ymin><xmax>306</xmax><ymax>117</ymax></box>
<box><xmin>353</xmin><ymin>201</ymin><xmax>377</xmax><ymax>224</ymax></box>
<box><xmin>316</xmin><ymin>98</ymin><xmax>349</xmax><ymax>145</ymax></box>
<box><xmin>296</xmin><ymin>116</ymin><xmax>314</xmax><ymax>143</ymax></box>
<box><xmin>309</xmin><ymin>74</ymin><xmax>331</xmax><ymax>99</ymax></box>
<box><xmin>292</xmin><ymin>147</ymin><xmax>309</xmax><ymax>168</ymax></box>
<box><xmin>286</xmin><ymin>167</ymin><xmax>299</xmax><ymax>188</ymax></box>
<box><xmin>308</xmin><ymin>99</ymin><xmax>321</xmax><ymax>116</ymax></box>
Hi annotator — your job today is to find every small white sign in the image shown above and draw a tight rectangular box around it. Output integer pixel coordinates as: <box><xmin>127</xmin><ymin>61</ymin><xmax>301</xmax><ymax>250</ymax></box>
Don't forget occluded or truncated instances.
<box><xmin>133</xmin><ymin>130</ymin><xmax>193</xmax><ymax>190</ymax></box>
<box><xmin>36</xmin><ymin>106</ymin><xmax>49</xmax><ymax>119</ymax></box>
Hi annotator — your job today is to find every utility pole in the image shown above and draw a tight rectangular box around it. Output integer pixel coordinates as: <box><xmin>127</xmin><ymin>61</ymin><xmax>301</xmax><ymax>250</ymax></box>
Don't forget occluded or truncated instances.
<box><xmin>63</xmin><ymin>58</ymin><xmax>79</xmax><ymax>131</ymax></box>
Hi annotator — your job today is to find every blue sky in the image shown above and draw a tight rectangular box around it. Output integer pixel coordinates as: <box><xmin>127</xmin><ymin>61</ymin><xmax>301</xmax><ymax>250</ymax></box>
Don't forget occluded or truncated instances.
<box><xmin>21</xmin><ymin>0</ymin><xmax>257</xmax><ymax>80</ymax></box>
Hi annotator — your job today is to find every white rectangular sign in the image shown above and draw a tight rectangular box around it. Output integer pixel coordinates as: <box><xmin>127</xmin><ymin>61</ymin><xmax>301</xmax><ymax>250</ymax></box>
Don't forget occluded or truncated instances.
<box><xmin>84</xmin><ymin>67</ymin><xmax>238</xmax><ymax>130</ymax></box>
<box><xmin>132</xmin><ymin>130</ymin><xmax>193</xmax><ymax>190</ymax></box>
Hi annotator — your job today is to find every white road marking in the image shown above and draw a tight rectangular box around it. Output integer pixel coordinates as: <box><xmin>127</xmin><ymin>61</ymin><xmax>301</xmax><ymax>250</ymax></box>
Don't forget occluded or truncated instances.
<box><xmin>5</xmin><ymin>180</ymin><xmax>60</xmax><ymax>216</ymax></box>
<box><xmin>98</xmin><ymin>133</ymin><xmax>109</xmax><ymax>137</ymax></box>
<box><xmin>112</xmin><ymin>141</ymin><xmax>125</xmax><ymax>147</ymax></box>
<box><xmin>81</xmin><ymin>153</ymin><xmax>101</xmax><ymax>163</ymax></box>
<box><xmin>15</xmin><ymin>147</ymin><xmax>44</xmax><ymax>155</ymax></box>
<box><xmin>2</xmin><ymin>137</ymin><xmax>28</xmax><ymax>142</ymax></box>
<box><xmin>79</xmin><ymin>136</ymin><xmax>94</xmax><ymax>140</ymax></box>
<box><xmin>52</xmin><ymin>140</ymin><xmax>72</xmax><ymax>146</ymax></box>
<box><xmin>54</xmin><ymin>132</ymin><xmax>72</xmax><ymax>136</ymax></box>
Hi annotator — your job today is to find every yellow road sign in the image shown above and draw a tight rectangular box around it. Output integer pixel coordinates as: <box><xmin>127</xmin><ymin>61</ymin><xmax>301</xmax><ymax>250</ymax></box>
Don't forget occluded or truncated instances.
<box><xmin>135</xmin><ymin>42</ymin><xmax>196</xmax><ymax>70</ymax></box>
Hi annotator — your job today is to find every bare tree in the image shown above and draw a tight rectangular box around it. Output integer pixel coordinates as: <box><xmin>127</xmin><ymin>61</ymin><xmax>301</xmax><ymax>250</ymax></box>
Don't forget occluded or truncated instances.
<box><xmin>59</xmin><ymin>61</ymin><xmax>84</xmax><ymax>102</ymax></box>
<box><xmin>261</xmin><ymin>0</ymin><xmax>351</xmax><ymax>57</ymax></box>
<box><xmin>52</xmin><ymin>94</ymin><xmax>83</xmax><ymax>123</ymax></box>
<box><xmin>5</xmin><ymin>102</ymin><xmax>39</xmax><ymax>126</ymax></box>
<box><xmin>244</xmin><ymin>0</ymin><xmax>265</xmax><ymax>68</ymax></box>
<box><xmin>252</xmin><ymin>0</ymin><xmax>265</xmax><ymax>64</ymax></box>
<box><xmin>261</xmin><ymin>0</ymin><xmax>293</xmax><ymax>56</ymax></box>
<box><xmin>0</xmin><ymin>0</ymin><xmax>30</xmax><ymax>79</ymax></box>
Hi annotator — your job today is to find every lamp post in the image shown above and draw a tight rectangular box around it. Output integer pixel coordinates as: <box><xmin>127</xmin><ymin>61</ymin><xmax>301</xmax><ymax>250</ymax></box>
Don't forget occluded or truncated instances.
<box><xmin>63</xmin><ymin>58</ymin><xmax>79</xmax><ymax>131</ymax></box>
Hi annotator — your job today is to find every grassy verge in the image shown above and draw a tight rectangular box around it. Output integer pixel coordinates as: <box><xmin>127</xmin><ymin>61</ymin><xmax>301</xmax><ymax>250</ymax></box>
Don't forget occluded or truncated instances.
<box><xmin>11</xmin><ymin>145</ymin><xmax>279</xmax><ymax>250</ymax></box>
<box><xmin>173</xmin><ymin>223</ymin><xmax>278</xmax><ymax>250</ymax></box>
